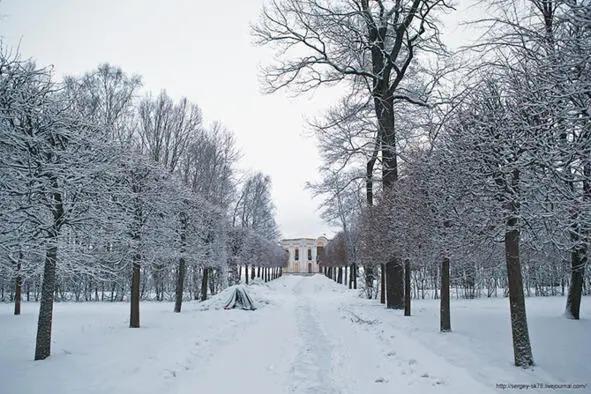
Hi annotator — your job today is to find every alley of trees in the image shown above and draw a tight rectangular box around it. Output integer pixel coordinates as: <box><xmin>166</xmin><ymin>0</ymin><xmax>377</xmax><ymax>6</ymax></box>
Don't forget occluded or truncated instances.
<box><xmin>2</xmin><ymin>0</ymin><xmax>590</xmax><ymax>370</ymax></box>
<box><xmin>0</xmin><ymin>59</ymin><xmax>287</xmax><ymax>360</ymax></box>
<box><xmin>252</xmin><ymin>0</ymin><xmax>591</xmax><ymax>368</ymax></box>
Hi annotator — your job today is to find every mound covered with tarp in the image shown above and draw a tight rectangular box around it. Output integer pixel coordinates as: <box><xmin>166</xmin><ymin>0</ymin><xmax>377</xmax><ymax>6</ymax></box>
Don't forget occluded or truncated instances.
<box><xmin>224</xmin><ymin>286</ymin><xmax>257</xmax><ymax>310</ymax></box>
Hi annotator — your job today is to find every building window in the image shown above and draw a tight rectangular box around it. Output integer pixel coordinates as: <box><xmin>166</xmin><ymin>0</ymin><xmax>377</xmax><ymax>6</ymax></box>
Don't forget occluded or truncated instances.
<box><xmin>295</xmin><ymin>248</ymin><xmax>299</xmax><ymax>260</ymax></box>
<box><xmin>308</xmin><ymin>248</ymin><xmax>312</xmax><ymax>260</ymax></box>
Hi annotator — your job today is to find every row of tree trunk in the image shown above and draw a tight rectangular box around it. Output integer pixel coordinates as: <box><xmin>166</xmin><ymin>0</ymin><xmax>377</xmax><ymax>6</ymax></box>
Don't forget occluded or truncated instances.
<box><xmin>323</xmin><ymin>264</ymin><xmax>357</xmax><ymax>289</ymax></box>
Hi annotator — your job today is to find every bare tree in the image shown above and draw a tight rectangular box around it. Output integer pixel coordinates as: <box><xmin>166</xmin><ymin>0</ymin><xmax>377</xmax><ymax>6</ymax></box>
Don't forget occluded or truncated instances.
<box><xmin>254</xmin><ymin>0</ymin><xmax>453</xmax><ymax>308</ymax></box>
<box><xmin>64</xmin><ymin>63</ymin><xmax>141</xmax><ymax>143</ymax></box>
<box><xmin>137</xmin><ymin>91</ymin><xmax>202</xmax><ymax>173</ymax></box>
<box><xmin>180</xmin><ymin>122</ymin><xmax>239</xmax><ymax>210</ymax></box>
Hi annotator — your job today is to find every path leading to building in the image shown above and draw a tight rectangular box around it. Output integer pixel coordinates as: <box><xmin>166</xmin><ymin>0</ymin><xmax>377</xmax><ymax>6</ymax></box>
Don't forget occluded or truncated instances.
<box><xmin>4</xmin><ymin>274</ymin><xmax>589</xmax><ymax>394</ymax></box>
<box><xmin>174</xmin><ymin>275</ymin><xmax>494</xmax><ymax>394</ymax></box>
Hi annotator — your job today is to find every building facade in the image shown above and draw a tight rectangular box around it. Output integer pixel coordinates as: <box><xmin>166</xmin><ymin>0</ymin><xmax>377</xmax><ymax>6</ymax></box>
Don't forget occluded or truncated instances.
<box><xmin>280</xmin><ymin>237</ymin><xmax>328</xmax><ymax>273</ymax></box>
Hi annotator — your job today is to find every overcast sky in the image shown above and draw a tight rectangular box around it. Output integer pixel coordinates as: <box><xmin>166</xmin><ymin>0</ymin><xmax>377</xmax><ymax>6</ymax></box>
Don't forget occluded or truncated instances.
<box><xmin>0</xmin><ymin>0</ymin><xmax>482</xmax><ymax>240</ymax></box>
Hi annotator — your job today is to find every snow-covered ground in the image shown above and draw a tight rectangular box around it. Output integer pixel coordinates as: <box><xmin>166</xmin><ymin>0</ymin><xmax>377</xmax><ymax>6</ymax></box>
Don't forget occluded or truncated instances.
<box><xmin>1</xmin><ymin>275</ymin><xmax>589</xmax><ymax>394</ymax></box>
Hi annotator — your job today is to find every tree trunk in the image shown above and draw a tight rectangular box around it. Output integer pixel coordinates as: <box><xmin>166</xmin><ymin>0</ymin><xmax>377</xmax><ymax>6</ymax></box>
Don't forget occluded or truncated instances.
<box><xmin>174</xmin><ymin>257</ymin><xmax>186</xmax><ymax>313</ymax></box>
<box><xmin>440</xmin><ymin>256</ymin><xmax>451</xmax><ymax>332</ymax></box>
<box><xmin>251</xmin><ymin>266</ymin><xmax>256</xmax><ymax>280</ymax></box>
<box><xmin>380</xmin><ymin>263</ymin><xmax>386</xmax><ymax>304</ymax></box>
<box><xmin>378</xmin><ymin>94</ymin><xmax>405</xmax><ymax>306</ymax></box>
<box><xmin>245</xmin><ymin>265</ymin><xmax>249</xmax><ymax>285</ymax></box>
<box><xmin>34</xmin><ymin>241</ymin><xmax>58</xmax><ymax>360</ymax></box>
<box><xmin>404</xmin><ymin>259</ymin><xmax>411</xmax><ymax>317</ymax></box>
<box><xmin>130</xmin><ymin>253</ymin><xmax>141</xmax><ymax>328</ymax></box>
<box><xmin>386</xmin><ymin>259</ymin><xmax>404</xmax><ymax>309</ymax></box>
<box><xmin>35</xmin><ymin>185</ymin><xmax>64</xmax><ymax>360</ymax></box>
<box><xmin>14</xmin><ymin>259</ymin><xmax>22</xmax><ymax>316</ymax></box>
<box><xmin>257</xmin><ymin>266</ymin><xmax>261</xmax><ymax>278</ymax></box>
<box><xmin>505</xmin><ymin>185</ymin><xmax>534</xmax><ymax>367</ymax></box>
<box><xmin>201</xmin><ymin>267</ymin><xmax>209</xmax><ymax>301</ymax></box>
<box><xmin>174</xmin><ymin>215</ymin><xmax>187</xmax><ymax>313</ymax></box>
<box><xmin>566</xmin><ymin>243</ymin><xmax>585</xmax><ymax>319</ymax></box>
<box><xmin>565</xmin><ymin>162</ymin><xmax>589</xmax><ymax>319</ymax></box>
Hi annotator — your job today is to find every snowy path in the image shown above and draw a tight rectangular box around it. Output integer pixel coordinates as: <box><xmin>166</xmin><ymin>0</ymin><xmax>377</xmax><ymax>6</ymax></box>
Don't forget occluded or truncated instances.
<box><xmin>2</xmin><ymin>275</ymin><xmax>589</xmax><ymax>394</ymax></box>
<box><xmin>172</xmin><ymin>275</ymin><xmax>495</xmax><ymax>394</ymax></box>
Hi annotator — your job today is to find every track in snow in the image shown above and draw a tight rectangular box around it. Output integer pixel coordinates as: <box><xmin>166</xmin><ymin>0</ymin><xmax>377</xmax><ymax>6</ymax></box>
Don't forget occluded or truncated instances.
<box><xmin>290</xmin><ymin>279</ymin><xmax>341</xmax><ymax>394</ymax></box>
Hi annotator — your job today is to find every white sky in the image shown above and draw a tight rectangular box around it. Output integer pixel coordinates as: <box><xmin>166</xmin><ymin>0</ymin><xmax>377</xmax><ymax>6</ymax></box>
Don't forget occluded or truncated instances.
<box><xmin>0</xmin><ymin>0</ymin><xmax>483</xmax><ymax>240</ymax></box>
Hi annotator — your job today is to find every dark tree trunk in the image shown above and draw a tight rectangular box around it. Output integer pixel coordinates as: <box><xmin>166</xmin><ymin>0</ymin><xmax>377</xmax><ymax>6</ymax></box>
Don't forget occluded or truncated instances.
<box><xmin>251</xmin><ymin>265</ymin><xmax>256</xmax><ymax>280</ymax></box>
<box><xmin>566</xmin><ymin>244</ymin><xmax>586</xmax><ymax>319</ymax></box>
<box><xmin>380</xmin><ymin>263</ymin><xmax>386</xmax><ymax>304</ymax></box>
<box><xmin>257</xmin><ymin>266</ymin><xmax>261</xmax><ymax>278</ymax></box>
<box><xmin>378</xmin><ymin>94</ymin><xmax>406</xmax><ymax>306</ymax></box>
<box><xmin>386</xmin><ymin>259</ymin><xmax>404</xmax><ymax>309</ymax></box>
<box><xmin>174</xmin><ymin>257</ymin><xmax>186</xmax><ymax>313</ymax></box>
<box><xmin>505</xmin><ymin>170</ymin><xmax>534</xmax><ymax>367</ymax></box>
<box><xmin>130</xmin><ymin>253</ymin><xmax>141</xmax><ymax>328</ymax></box>
<box><xmin>174</xmin><ymin>214</ymin><xmax>187</xmax><ymax>313</ymax></box>
<box><xmin>34</xmin><ymin>241</ymin><xmax>58</xmax><ymax>360</ymax></box>
<box><xmin>440</xmin><ymin>256</ymin><xmax>451</xmax><ymax>332</ymax></box>
<box><xmin>129</xmin><ymin>195</ymin><xmax>143</xmax><ymax>327</ymax></box>
<box><xmin>14</xmin><ymin>259</ymin><xmax>22</xmax><ymax>316</ymax></box>
<box><xmin>566</xmin><ymin>165</ymin><xmax>590</xmax><ymax>319</ymax></box>
<box><xmin>35</xmin><ymin>185</ymin><xmax>64</xmax><ymax>360</ymax></box>
<box><xmin>337</xmin><ymin>267</ymin><xmax>343</xmax><ymax>284</ymax></box>
<box><xmin>246</xmin><ymin>265</ymin><xmax>249</xmax><ymax>285</ymax></box>
<box><xmin>352</xmin><ymin>263</ymin><xmax>357</xmax><ymax>289</ymax></box>
<box><xmin>404</xmin><ymin>259</ymin><xmax>411</xmax><ymax>317</ymax></box>
<box><xmin>505</xmin><ymin>221</ymin><xmax>534</xmax><ymax>366</ymax></box>
<box><xmin>201</xmin><ymin>267</ymin><xmax>209</xmax><ymax>301</ymax></box>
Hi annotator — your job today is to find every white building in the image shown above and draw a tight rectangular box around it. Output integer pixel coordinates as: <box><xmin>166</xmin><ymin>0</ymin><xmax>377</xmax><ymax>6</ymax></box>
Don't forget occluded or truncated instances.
<box><xmin>280</xmin><ymin>236</ymin><xmax>328</xmax><ymax>273</ymax></box>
